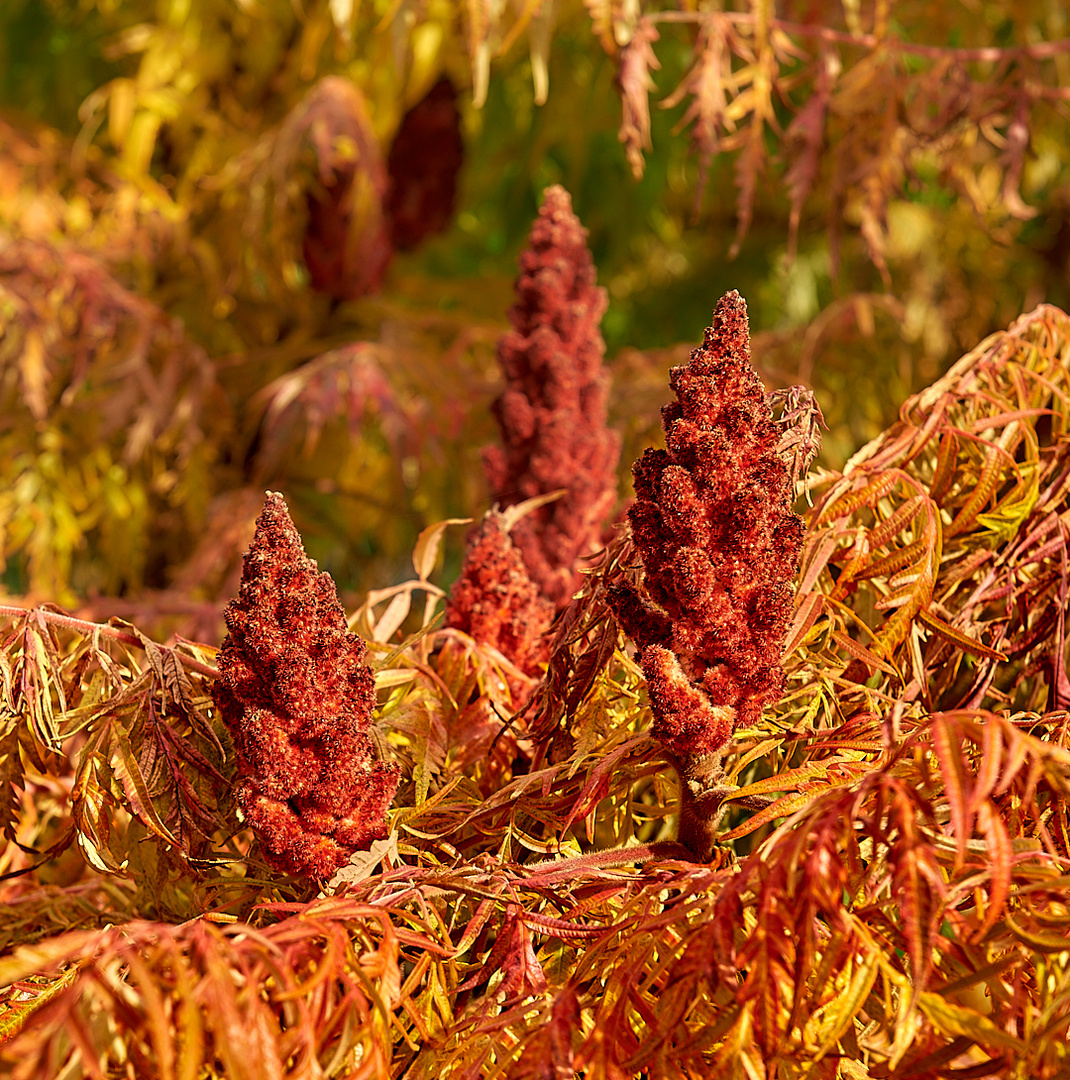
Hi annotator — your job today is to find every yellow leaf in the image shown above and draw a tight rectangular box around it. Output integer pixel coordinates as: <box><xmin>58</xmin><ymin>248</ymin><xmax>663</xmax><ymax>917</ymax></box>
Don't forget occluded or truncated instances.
<box><xmin>329</xmin><ymin>0</ymin><xmax>355</xmax><ymax>42</ymax></box>
<box><xmin>372</xmin><ymin>590</ymin><xmax>412</xmax><ymax>643</ymax></box>
<box><xmin>377</xmin><ymin>658</ymin><xmax>420</xmax><ymax>687</ymax></box>
<box><xmin>19</xmin><ymin>329</ymin><xmax>48</xmax><ymax>421</ymax></box>
<box><xmin>499</xmin><ymin>489</ymin><xmax>565</xmax><ymax>533</ymax></box>
<box><xmin>1005</xmin><ymin>914</ymin><xmax>1070</xmax><ymax>953</ymax></box>
<box><xmin>0</xmin><ymin>964</ymin><xmax>81</xmax><ymax>1045</ymax></box>
<box><xmin>803</xmin><ymin>949</ymin><xmax>879</xmax><ymax>1072</ymax></box>
<box><xmin>412</xmin><ymin>518</ymin><xmax>471</xmax><ymax>581</ymax></box>
<box><xmin>529</xmin><ymin>0</ymin><xmax>554</xmax><ymax>105</ymax></box>
<box><xmin>917</xmin><ymin>990</ymin><xmax>1023</xmax><ymax>1050</ymax></box>
<box><xmin>124</xmin><ymin>109</ymin><xmax>162</xmax><ymax>175</ymax></box>
<box><xmin>975</xmin><ymin>429</ymin><xmax>1040</xmax><ymax>542</ymax></box>
<box><xmin>108</xmin><ymin>77</ymin><xmax>137</xmax><ymax>150</ymax></box>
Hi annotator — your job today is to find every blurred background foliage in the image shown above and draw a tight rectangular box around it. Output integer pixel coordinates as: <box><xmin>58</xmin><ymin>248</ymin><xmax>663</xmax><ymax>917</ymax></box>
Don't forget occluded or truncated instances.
<box><xmin>0</xmin><ymin>0</ymin><xmax>1068</xmax><ymax>632</ymax></box>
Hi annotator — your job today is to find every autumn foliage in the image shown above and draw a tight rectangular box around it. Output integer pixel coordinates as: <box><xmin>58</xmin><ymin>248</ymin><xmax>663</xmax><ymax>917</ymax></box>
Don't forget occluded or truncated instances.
<box><xmin>6</xmin><ymin>296</ymin><xmax>1070</xmax><ymax>1079</ymax></box>
<box><xmin>4</xmin><ymin>1</ymin><xmax>1070</xmax><ymax>1077</ymax></box>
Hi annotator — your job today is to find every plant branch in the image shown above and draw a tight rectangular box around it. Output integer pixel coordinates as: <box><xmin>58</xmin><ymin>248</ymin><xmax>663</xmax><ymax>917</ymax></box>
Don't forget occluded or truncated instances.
<box><xmin>649</xmin><ymin>10</ymin><xmax>1070</xmax><ymax>64</ymax></box>
<box><xmin>0</xmin><ymin>604</ymin><xmax>220</xmax><ymax>679</ymax></box>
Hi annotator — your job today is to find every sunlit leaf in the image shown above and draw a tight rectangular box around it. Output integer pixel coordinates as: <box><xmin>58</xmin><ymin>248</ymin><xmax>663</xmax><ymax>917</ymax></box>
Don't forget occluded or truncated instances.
<box><xmin>917</xmin><ymin>990</ymin><xmax>1024</xmax><ymax>1051</ymax></box>
<box><xmin>412</xmin><ymin>518</ymin><xmax>471</xmax><ymax>582</ymax></box>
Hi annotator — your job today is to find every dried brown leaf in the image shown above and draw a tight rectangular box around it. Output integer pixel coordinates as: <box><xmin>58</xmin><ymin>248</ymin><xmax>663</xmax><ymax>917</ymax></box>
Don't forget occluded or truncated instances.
<box><xmin>616</xmin><ymin>18</ymin><xmax>660</xmax><ymax>180</ymax></box>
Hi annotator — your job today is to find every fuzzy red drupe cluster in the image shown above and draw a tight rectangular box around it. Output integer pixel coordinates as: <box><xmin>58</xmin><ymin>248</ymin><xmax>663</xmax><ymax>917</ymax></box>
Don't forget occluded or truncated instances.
<box><xmin>483</xmin><ymin>184</ymin><xmax>621</xmax><ymax>611</ymax></box>
<box><xmin>212</xmin><ymin>492</ymin><xmax>399</xmax><ymax>879</ymax></box>
<box><xmin>610</xmin><ymin>291</ymin><xmax>804</xmax><ymax>768</ymax></box>
<box><xmin>444</xmin><ymin>511</ymin><xmax>554</xmax><ymax>678</ymax></box>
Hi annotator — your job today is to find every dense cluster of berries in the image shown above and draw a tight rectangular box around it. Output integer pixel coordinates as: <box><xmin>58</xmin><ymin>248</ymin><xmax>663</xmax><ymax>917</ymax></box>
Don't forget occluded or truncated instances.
<box><xmin>444</xmin><ymin>511</ymin><xmax>554</xmax><ymax>678</ymax></box>
<box><xmin>212</xmin><ymin>493</ymin><xmax>398</xmax><ymax>879</ymax></box>
<box><xmin>608</xmin><ymin>291</ymin><xmax>804</xmax><ymax>765</ymax></box>
<box><xmin>217</xmin><ymin>213</ymin><xmax>803</xmax><ymax>874</ymax></box>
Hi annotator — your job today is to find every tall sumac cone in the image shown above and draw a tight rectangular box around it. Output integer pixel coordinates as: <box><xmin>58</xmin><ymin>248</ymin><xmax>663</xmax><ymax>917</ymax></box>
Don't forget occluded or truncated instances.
<box><xmin>445</xmin><ymin>511</ymin><xmax>554</xmax><ymax>679</ymax></box>
<box><xmin>609</xmin><ymin>291</ymin><xmax>804</xmax><ymax>788</ymax></box>
<box><xmin>484</xmin><ymin>185</ymin><xmax>621</xmax><ymax>610</ymax></box>
<box><xmin>212</xmin><ymin>492</ymin><xmax>399</xmax><ymax>879</ymax></box>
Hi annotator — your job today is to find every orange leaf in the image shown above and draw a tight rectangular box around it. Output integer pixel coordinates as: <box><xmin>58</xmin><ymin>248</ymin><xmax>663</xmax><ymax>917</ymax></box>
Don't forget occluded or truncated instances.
<box><xmin>918</xmin><ymin>609</ymin><xmax>1007</xmax><ymax>662</ymax></box>
<box><xmin>973</xmin><ymin>800</ymin><xmax>1012</xmax><ymax>941</ymax></box>
<box><xmin>720</xmin><ymin>789</ymin><xmax>826</xmax><ymax>840</ymax></box>
<box><xmin>931</xmin><ymin>713</ymin><xmax>971</xmax><ymax>873</ymax></box>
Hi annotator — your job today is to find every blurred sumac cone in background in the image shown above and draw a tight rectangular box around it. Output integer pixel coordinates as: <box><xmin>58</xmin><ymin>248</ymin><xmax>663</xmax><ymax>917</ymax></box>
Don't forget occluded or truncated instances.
<box><xmin>296</xmin><ymin>77</ymin><xmax>393</xmax><ymax>300</ymax></box>
<box><xmin>386</xmin><ymin>76</ymin><xmax>464</xmax><ymax>251</ymax></box>
<box><xmin>484</xmin><ymin>184</ymin><xmax>622</xmax><ymax>611</ymax></box>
